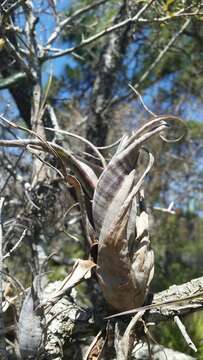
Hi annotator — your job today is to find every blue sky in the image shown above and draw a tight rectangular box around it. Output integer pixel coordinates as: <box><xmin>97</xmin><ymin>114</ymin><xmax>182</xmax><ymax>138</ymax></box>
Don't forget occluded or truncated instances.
<box><xmin>1</xmin><ymin>0</ymin><xmax>203</xmax><ymax>124</ymax></box>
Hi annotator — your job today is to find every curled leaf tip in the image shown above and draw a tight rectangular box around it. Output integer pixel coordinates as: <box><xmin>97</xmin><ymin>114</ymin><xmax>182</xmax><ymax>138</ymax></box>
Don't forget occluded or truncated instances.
<box><xmin>158</xmin><ymin>115</ymin><xmax>187</xmax><ymax>143</ymax></box>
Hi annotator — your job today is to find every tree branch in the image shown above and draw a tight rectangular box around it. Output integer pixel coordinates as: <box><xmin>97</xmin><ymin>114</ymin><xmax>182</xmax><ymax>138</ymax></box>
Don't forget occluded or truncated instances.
<box><xmin>106</xmin><ymin>276</ymin><xmax>203</xmax><ymax>320</ymax></box>
<box><xmin>0</xmin><ymin>72</ymin><xmax>27</xmax><ymax>90</ymax></box>
<box><xmin>46</xmin><ymin>0</ymin><xmax>108</xmax><ymax>46</ymax></box>
<box><xmin>132</xmin><ymin>18</ymin><xmax>191</xmax><ymax>89</ymax></box>
<box><xmin>150</xmin><ymin>276</ymin><xmax>203</xmax><ymax>321</ymax></box>
<box><xmin>43</xmin><ymin>0</ymin><xmax>155</xmax><ymax>61</ymax></box>
<box><xmin>0</xmin><ymin>197</ymin><xmax>7</xmax><ymax>360</ymax></box>
<box><xmin>42</xmin><ymin>275</ymin><xmax>203</xmax><ymax>358</ymax></box>
<box><xmin>174</xmin><ymin>315</ymin><xmax>197</xmax><ymax>352</ymax></box>
<box><xmin>43</xmin><ymin>2</ymin><xmax>202</xmax><ymax>61</ymax></box>
<box><xmin>44</xmin><ymin>282</ymin><xmax>95</xmax><ymax>360</ymax></box>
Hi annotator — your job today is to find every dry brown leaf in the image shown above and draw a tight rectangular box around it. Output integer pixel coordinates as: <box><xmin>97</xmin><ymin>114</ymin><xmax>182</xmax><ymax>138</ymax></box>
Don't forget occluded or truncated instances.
<box><xmin>18</xmin><ymin>277</ymin><xmax>45</xmax><ymax>359</ymax></box>
<box><xmin>95</xmin><ymin>153</ymin><xmax>154</xmax><ymax>311</ymax></box>
<box><xmin>45</xmin><ymin>259</ymin><xmax>97</xmax><ymax>303</ymax></box>
<box><xmin>93</xmin><ymin>120</ymin><xmax>169</xmax><ymax>311</ymax></box>
<box><xmin>84</xmin><ymin>330</ymin><xmax>106</xmax><ymax>360</ymax></box>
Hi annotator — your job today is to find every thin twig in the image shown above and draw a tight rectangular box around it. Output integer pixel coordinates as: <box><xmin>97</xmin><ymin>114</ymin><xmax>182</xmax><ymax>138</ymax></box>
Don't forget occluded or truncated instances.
<box><xmin>26</xmin><ymin>145</ymin><xmax>65</xmax><ymax>179</ymax></box>
<box><xmin>167</xmin><ymin>201</ymin><xmax>174</xmax><ymax>212</ymax></box>
<box><xmin>174</xmin><ymin>315</ymin><xmax>197</xmax><ymax>352</ymax></box>
<box><xmin>4</xmin><ymin>37</ymin><xmax>34</xmax><ymax>80</ymax></box>
<box><xmin>153</xmin><ymin>206</ymin><xmax>175</xmax><ymax>215</ymax></box>
<box><xmin>0</xmin><ymin>0</ymin><xmax>23</xmax><ymax>14</ymax></box>
<box><xmin>111</xmin><ymin>16</ymin><xmax>194</xmax><ymax>107</ymax></box>
<box><xmin>46</xmin><ymin>0</ymin><xmax>107</xmax><ymax>46</ymax></box>
<box><xmin>3</xmin><ymin>228</ymin><xmax>27</xmax><ymax>260</ymax></box>
<box><xmin>138</xmin><ymin>8</ymin><xmax>203</xmax><ymax>23</ymax></box>
<box><xmin>132</xmin><ymin>18</ymin><xmax>191</xmax><ymax>89</ymax></box>
<box><xmin>0</xmin><ymin>149</ymin><xmax>25</xmax><ymax>194</ymax></box>
<box><xmin>44</xmin><ymin>4</ymin><xmax>203</xmax><ymax>61</ymax></box>
<box><xmin>128</xmin><ymin>84</ymin><xmax>157</xmax><ymax>117</ymax></box>
<box><xmin>43</xmin><ymin>0</ymin><xmax>155</xmax><ymax>60</ymax></box>
<box><xmin>45</xmin><ymin>127</ymin><xmax>107</xmax><ymax>167</ymax></box>
<box><xmin>0</xmin><ymin>197</ymin><xmax>7</xmax><ymax>360</ymax></box>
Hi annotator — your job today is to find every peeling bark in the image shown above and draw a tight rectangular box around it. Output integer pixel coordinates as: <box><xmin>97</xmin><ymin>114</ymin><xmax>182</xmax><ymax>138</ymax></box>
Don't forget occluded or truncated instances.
<box><xmin>44</xmin><ymin>282</ymin><xmax>94</xmax><ymax>360</ymax></box>
<box><xmin>42</xmin><ymin>276</ymin><xmax>203</xmax><ymax>359</ymax></box>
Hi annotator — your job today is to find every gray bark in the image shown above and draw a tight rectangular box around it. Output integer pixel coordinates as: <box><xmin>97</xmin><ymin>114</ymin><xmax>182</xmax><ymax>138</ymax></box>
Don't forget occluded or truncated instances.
<box><xmin>150</xmin><ymin>276</ymin><xmax>203</xmax><ymax>321</ymax></box>
<box><xmin>42</xmin><ymin>276</ymin><xmax>203</xmax><ymax>359</ymax></box>
<box><xmin>44</xmin><ymin>282</ymin><xmax>94</xmax><ymax>360</ymax></box>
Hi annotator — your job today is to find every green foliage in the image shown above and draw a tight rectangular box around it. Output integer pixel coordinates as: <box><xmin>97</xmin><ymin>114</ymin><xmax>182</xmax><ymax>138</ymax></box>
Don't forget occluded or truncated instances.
<box><xmin>151</xmin><ymin>210</ymin><xmax>203</xmax><ymax>355</ymax></box>
<box><xmin>48</xmin><ymin>264</ymin><xmax>67</xmax><ymax>281</ymax></box>
<box><xmin>152</xmin><ymin>211</ymin><xmax>203</xmax><ymax>291</ymax></box>
<box><xmin>187</xmin><ymin>120</ymin><xmax>203</xmax><ymax>139</ymax></box>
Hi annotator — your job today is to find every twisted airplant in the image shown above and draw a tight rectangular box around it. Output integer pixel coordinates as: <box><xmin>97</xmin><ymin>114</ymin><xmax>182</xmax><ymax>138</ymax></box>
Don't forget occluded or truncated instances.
<box><xmin>91</xmin><ymin>116</ymin><xmax>186</xmax><ymax>311</ymax></box>
<box><xmin>15</xmin><ymin>115</ymin><xmax>186</xmax><ymax>358</ymax></box>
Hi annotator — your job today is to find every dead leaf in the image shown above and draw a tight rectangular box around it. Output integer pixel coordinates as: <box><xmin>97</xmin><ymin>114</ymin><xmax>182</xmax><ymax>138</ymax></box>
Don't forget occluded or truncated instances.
<box><xmin>18</xmin><ymin>277</ymin><xmax>45</xmax><ymax>359</ymax></box>
<box><xmin>45</xmin><ymin>259</ymin><xmax>97</xmax><ymax>303</ymax></box>
<box><xmin>95</xmin><ymin>151</ymin><xmax>154</xmax><ymax>311</ymax></box>
<box><xmin>84</xmin><ymin>330</ymin><xmax>106</xmax><ymax>360</ymax></box>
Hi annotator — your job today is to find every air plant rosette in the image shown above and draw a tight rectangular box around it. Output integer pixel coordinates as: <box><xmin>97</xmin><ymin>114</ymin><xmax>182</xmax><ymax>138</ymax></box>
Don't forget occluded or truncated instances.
<box><xmin>0</xmin><ymin>114</ymin><xmax>186</xmax><ymax>357</ymax></box>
